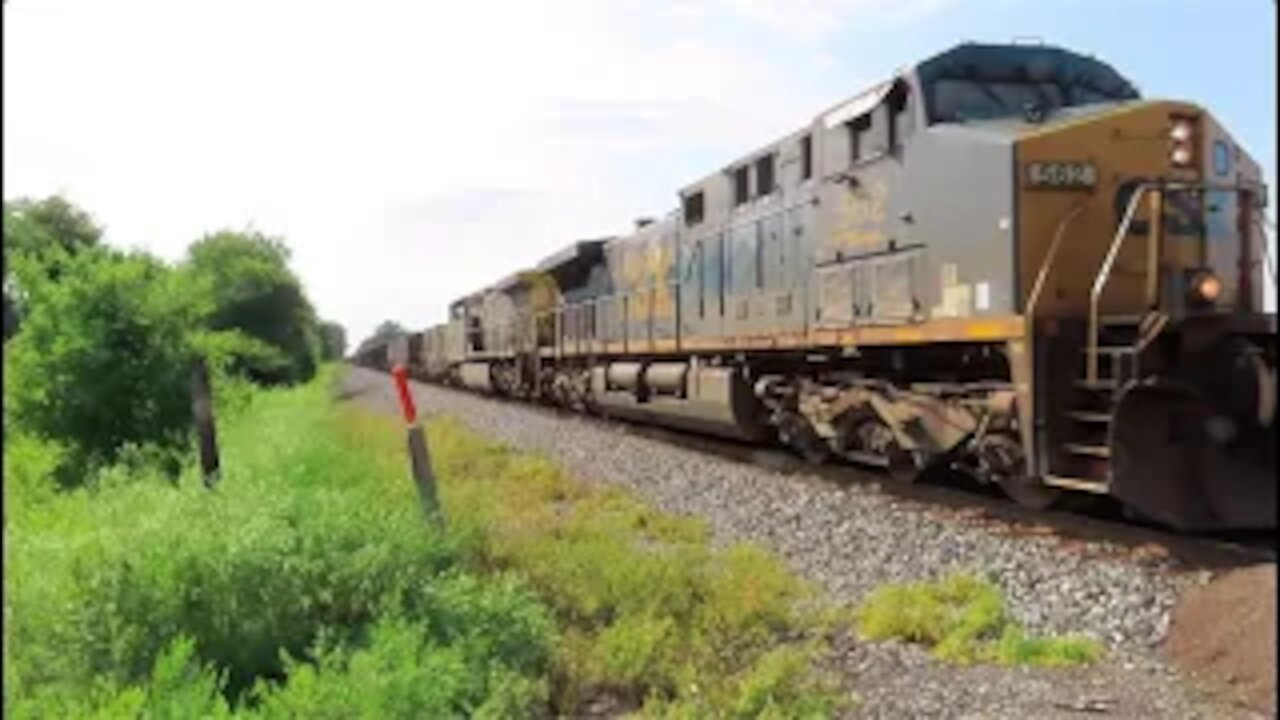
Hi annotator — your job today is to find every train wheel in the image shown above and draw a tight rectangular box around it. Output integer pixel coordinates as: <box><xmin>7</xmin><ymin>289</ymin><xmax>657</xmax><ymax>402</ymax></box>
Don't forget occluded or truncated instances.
<box><xmin>1001</xmin><ymin>475</ymin><xmax>1063</xmax><ymax>511</ymax></box>
<box><xmin>884</xmin><ymin>446</ymin><xmax>922</xmax><ymax>483</ymax></box>
<box><xmin>842</xmin><ymin>415</ymin><xmax>920</xmax><ymax>482</ymax></box>
<box><xmin>777</xmin><ymin>411</ymin><xmax>830</xmax><ymax>465</ymax></box>
<box><xmin>979</xmin><ymin>433</ymin><xmax>1061</xmax><ymax>510</ymax></box>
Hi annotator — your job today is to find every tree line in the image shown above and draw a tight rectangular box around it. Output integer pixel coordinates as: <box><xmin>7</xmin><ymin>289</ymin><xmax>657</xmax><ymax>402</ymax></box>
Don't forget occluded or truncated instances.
<box><xmin>3</xmin><ymin>195</ymin><xmax>347</xmax><ymax>483</ymax></box>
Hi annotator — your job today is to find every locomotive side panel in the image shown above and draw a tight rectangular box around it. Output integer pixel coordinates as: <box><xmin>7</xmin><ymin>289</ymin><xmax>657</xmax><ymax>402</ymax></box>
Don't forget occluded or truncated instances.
<box><xmin>677</xmin><ymin>126</ymin><xmax>820</xmax><ymax>349</ymax></box>
<box><xmin>895</xmin><ymin>124</ymin><xmax>1018</xmax><ymax>321</ymax></box>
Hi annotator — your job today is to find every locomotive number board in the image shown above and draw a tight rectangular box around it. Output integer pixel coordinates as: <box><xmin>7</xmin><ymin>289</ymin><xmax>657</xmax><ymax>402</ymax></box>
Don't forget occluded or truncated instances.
<box><xmin>1024</xmin><ymin>161</ymin><xmax>1098</xmax><ymax>190</ymax></box>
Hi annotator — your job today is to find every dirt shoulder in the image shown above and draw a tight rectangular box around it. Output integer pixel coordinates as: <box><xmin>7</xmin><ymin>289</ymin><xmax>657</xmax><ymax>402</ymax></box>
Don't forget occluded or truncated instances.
<box><xmin>1166</xmin><ymin>563</ymin><xmax>1277</xmax><ymax>715</ymax></box>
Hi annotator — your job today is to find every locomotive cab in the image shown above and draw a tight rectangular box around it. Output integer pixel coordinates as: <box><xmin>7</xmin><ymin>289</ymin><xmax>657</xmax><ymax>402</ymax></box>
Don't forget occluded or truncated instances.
<box><xmin>901</xmin><ymin>44</ymin><xmax>1276</xmax><ymax>530</ymax></box>
<box><xmin>814</xmin><ymin>43</ymin><xmax>1274</xmax><ymax>529</ymax></box>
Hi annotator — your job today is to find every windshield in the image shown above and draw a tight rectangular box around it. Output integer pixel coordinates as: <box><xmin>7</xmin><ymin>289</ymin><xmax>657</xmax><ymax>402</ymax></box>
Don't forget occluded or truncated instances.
<box><xmin>917</xmin><ymin>44</ymin><xmax>1140</xmax><ymax>124</ymax></box>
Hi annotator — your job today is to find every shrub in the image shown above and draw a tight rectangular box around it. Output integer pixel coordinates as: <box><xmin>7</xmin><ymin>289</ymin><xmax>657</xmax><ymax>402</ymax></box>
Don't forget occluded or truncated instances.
<box><xmin>248</xmin><ymin>583</ymin><xmax>552</xmax><ymax>719</ymax></box>
<box><xmin>2</xmin><ymin>432</ymin><xmax>65</xmax><ymax>513</ymax></box>
<box><xmin>855</xmin><ymin>573</ymin><xmax>1104</xmax><ymax>666</ymax></box>
<box><xmin>3</xmin><ymin>195</ymin><xmax>104</xmax><ymax>341</ymax></box>
<box><xmin>183</xmin><ymin>231</ymin><xmax>320</xmax><ymax>386</ymax></box>
<box><xmin>4</xmin><ymin>247</ymin><xmax>200</xmax><ymax>482</ymax></box>
<box><xmin>7</xmin><ymin>368</ymin><xmax>846</xmax><ymax>717</ymax></box>
<box><xmin>4</xmin><ymin>372</ymin><xmax>553</xmax><ymax>717</ymax></box>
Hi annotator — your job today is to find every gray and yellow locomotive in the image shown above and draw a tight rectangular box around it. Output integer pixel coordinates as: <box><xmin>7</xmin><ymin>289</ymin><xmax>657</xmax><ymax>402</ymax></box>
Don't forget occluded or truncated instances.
<box><xmin>375</xmin><ymin>43</ymin><xmax>1276</xmax><ymax>532</ymax></box>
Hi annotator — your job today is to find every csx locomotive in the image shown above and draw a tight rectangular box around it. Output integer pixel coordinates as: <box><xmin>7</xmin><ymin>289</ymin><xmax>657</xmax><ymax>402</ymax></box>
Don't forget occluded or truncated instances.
<box><xmin>364</xmin><ymin>43</ymin><xmax>1276</xmax><ymax>532</ymax></box>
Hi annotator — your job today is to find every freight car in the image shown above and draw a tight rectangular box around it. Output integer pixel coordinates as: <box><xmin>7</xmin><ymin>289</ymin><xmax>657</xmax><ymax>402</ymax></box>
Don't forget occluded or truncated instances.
<box><xmin>351</xmin><ymin>333</ymin><xmax>419</xmax><ymax>373</ymax></box>
<box><xmin>383</xmin><ymin>42</ymin><xmax>1276</xmax><ymax>532</ymax></box>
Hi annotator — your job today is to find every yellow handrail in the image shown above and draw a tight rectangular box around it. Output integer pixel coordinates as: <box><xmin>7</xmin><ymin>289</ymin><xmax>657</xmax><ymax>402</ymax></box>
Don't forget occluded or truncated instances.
<box><xmin>1026</xmin><ymin>203</ymin><xmax>1086</xmax><ymax>321</ymax></box>
<box><xmin>1087</xmin><ymin>180</ymin><xmax>1259</xmax><ymax>382</ymax></box>
<box><xmin>1088</xmin><ymin>182</ymin><xmax>1157</xmax><ymax>383</ymax></box>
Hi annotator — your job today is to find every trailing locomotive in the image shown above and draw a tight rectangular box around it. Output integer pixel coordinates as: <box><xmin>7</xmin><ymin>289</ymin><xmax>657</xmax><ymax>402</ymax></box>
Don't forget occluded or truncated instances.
<box><xmin>371</xmin><ymin>43</ymin><xmax>1276</xmax><ymax>532</ymax></box>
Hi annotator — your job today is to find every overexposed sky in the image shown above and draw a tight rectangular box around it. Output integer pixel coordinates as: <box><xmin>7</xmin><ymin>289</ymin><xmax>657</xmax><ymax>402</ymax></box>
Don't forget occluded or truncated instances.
<box><xmin>5</xmin><ymin>0</ymin><xmax>1275</xmax><ymax>343</ymax></box>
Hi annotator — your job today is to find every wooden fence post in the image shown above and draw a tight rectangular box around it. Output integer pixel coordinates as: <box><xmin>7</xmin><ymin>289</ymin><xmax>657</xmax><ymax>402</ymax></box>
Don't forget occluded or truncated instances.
<box><xmin>191</xmin><ymin>357</ymin><xmax>221</xmax><ymax>488</ymax></box>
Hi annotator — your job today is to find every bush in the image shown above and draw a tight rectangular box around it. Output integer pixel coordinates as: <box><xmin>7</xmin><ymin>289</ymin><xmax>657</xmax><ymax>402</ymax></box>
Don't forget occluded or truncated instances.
<box><xmin>2</xmin><ymin>432</ymin><xmax>65</xmax><ymax>513</ymax></box>
<box><xmin>4</xmin><ymin>371</ymin><xmax>554</xmax><ymax>717</ymax></box>
<box><xmin>855</xmin><ymin>573</ymin><xmax>1104</xmax><ymax>666</ymax></box>
<box><xmin>184</xmin><ymin>231</ymin><xmax>320</xmax><ymax>386</ymax></box>
<box><xmin>4</xmin><ymin>247</ymin><xmax>201</xmax><ymax>482</ymax></box>
<box><xmin>247</xmin><ymin>579</ymin><xmax>553</xmax><ymax>718</ymax></box>
<box><xmin>317</xmin><ymin>321</ymin><xmax>347</xmax><ymax>362</ymax></box>
<box><xmin>3</xmin><ymin>195</ymin><xmax>104</xmax><ymax>340</ymax></box>
<box><xmin>7</xmin><ymin>367</ymin><xmax>848</xmax><ymax>717</ymax></box>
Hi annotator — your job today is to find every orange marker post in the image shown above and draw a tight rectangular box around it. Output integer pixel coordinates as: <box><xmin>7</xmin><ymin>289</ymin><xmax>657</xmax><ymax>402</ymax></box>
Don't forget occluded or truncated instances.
<box><xmin>392</xmin><ymin>364</ymin><xmax>442</xmax><ymax>524</ymax></box>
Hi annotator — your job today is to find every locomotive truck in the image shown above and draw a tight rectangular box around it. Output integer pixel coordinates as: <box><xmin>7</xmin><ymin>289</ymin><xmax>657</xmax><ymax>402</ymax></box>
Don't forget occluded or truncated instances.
<box><xmin>370</xmin><ymin>42</ymin><xmax>1276</xmax><ymax>532</ymax></box>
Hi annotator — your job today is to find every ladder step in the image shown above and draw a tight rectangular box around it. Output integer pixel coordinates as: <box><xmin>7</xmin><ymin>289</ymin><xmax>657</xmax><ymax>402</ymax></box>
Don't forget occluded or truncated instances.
<box><xmin>1100</xmin><ymin>315</ymin><xmax>1143</xmax><ymax>326</ymax></box>
<box><xmin>1043</xmin><ymin>474</ymin><xmax>1110</xmax><ymax>493</ymax></box>
<box><xmin>1067</xmin><ymin>410</ymin><xmax>1112</xmax><ymax>423</ymax></box>
<box><xmin>1081</xmin><ymin>346</ymin><xmax>1135</xmax><ymax>355</ymax></box>
<box><xmin>1063</xmin><ymin>443</ymin><xmax>1111</xmax><ymax>459</ymax></box>
<box><xmin>1074</xmin><ymin>378</ymin><xmax>1119</xmax><ymax>391</ymax></box>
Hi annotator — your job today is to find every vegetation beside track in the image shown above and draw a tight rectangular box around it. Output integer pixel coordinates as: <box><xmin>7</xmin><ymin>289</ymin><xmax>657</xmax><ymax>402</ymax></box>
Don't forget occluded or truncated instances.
<box><xmin>856</xmin><ymin>574</ymin><xmax>1103</xmax><ymax>667</ymax></box>
<box><xmin>5</xmin><ymin>370</ymin><xmax>555</xmax><ymax>717</ymax></box>
<box><xmin>341</xmin><ymin>398</ymin><xmax>848</xmax><ymax>716</ymax></box>
<box><xmin>4</xmin><ymin>369</ymin><xmax>848</xmax><ymax>717</ymax></box>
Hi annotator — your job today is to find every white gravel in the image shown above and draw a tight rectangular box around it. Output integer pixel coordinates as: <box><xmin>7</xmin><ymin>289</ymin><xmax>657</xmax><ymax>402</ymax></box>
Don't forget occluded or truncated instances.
<box><xmin>342</xmin><ymin>367</ymin><xmax>1264</xmax><ymax>719</ymax></box>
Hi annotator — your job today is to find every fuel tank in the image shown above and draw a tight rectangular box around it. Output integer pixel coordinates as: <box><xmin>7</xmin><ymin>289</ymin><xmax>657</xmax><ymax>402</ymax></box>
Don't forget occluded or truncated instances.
<box><xmin>590</xmin><ymin>361</ymin><xmax>767</xmax><ymax>442</ymax></box>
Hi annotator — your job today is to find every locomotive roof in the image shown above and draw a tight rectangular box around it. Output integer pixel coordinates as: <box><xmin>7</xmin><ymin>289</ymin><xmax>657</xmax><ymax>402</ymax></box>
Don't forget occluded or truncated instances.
<box><xmin>451</xmin><ymin>41</ymin><xmax>1144</xmax><ymax>306</ymax></box>
<box><xmin>912</xmin><ymin>42</ymin><xmax>1139</xmax><ymax>101</ymax></box>
<box><xmin>678</xmin><ymin>41</ymin><xmax>1139</xmax><ymax>198</ymax></box>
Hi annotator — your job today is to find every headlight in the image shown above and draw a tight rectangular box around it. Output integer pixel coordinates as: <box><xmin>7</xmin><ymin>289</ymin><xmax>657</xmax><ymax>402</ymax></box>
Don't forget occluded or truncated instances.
<box><xmin>1169</xmin><ymin>121</ymin><xmax>1193</xmax><ymax>142</ymax></box>
<box><xmin>1188</xmin><ymin>270</ymin><xmax>1222</xmax><ymax>304</ymax></box>
<box><xmin>1170</xmin><ymin>144</ymin><xmax>1193</xmax><ymax>166</ymax></box>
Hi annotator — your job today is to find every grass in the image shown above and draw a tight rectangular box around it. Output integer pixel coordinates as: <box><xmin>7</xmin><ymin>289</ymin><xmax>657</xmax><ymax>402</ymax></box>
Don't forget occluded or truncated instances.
<box><xmin>855</xmin><ymin>573</ymin><xmax>1104</xmax><ymax>667</ymax></box>
<box><xmin>4</xmin><ymin>367</ymin><xmax>848</xmax><ymax>718</ymax></box>
<box><xmin>343</xmin><ymin>407</ymin><xmax>847</xmax><ymax>716</ymax></box>
<box><xmin>4</xmin><ymin>367</ymin><xmax>555</xmax><ymax>717</ymax></box>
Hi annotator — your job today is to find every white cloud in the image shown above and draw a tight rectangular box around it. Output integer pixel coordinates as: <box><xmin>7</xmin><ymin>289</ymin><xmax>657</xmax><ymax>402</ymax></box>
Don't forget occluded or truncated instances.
<box><xmin>38</xmin><ymin>0</ymin><xmax>1236</xmax><ymax>346</ymax></box>
<box><xmin>9</xmin><ymin>0</ymin><xmax>883</xmax><ymax>342</ymax></box>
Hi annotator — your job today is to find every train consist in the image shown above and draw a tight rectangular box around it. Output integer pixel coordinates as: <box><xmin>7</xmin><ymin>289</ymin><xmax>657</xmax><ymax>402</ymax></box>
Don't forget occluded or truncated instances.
<box><xmin>359</xmin><ymin>43</ymin><xmax>1276</xmax><ymax>532</ymax></box>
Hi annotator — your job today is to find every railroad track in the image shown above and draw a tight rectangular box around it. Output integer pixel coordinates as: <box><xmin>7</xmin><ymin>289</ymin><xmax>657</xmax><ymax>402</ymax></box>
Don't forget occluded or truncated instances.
<box><xmin>619</xmin><ymin>422</ymin><xmax>1277</xmax><ymax>571</ymax></box>
<box><xmin>403</xmin><ymin>374</ymin><xmax>1275</xmax><ymax>571</ymax></box>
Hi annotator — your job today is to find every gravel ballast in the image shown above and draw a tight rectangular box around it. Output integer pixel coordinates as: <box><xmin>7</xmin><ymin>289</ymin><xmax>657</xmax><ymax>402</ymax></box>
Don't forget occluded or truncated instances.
<box><xmin>342</xmin><ymin>367</ymin><xmax>1268</xmax><ymax>718</ymax></box>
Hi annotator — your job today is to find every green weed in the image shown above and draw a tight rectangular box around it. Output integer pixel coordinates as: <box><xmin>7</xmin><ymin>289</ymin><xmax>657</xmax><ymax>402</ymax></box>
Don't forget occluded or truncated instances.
<box><xmin>396</xmin><ymin>414</ymin><xmax>847</xmax><ymax>715</ymax></box>
<box><xmin>4</xmin><ymin>368</ymin><xmax>554</xmax><ymax>717</ymax></box>
<box><xmin>855</xmin><ymin>573</ymin><xmax>1104</xmax><ymax>667</ymax></box>
<box><xmin>6</xmin><ymin>368</ymin><xmax>850</xmax><ymax>717</ymax></box>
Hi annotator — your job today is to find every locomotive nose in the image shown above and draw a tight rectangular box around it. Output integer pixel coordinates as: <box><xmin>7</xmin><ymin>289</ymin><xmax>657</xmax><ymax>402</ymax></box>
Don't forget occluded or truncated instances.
<box><xmin>1015</xmin><ymin>100</ymin><xmax>1267</xmax><ymax>318</ymax></box>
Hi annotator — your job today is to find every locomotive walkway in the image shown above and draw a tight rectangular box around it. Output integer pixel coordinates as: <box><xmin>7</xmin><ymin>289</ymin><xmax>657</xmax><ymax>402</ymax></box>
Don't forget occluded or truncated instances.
<box><xmin>341</xmin><ymin>365</ymin><xmax>1274</xmax><ymax>718</ymax></box>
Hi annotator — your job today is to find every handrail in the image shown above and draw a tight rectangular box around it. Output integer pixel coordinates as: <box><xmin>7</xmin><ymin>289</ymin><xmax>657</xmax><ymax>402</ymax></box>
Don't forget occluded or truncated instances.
<box><xmin>1026</xmin><ymin>203</ymin><xmax>1086</xmax><ymax>321</ymax></box>
<box><xmin>1088</xmin><ymin>182</ymin><xmax>1155</xmax><ymax>382</ymax></box>
<box><xmin>1087</xmin><ymin>180</ymin><xmax>1260</xmax><ymax>382</ymax></box>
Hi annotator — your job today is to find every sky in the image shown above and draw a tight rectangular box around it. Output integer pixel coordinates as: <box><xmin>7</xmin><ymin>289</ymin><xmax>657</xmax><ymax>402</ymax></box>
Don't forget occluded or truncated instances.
<box><xmin>4</xmin><ymin>0</ymin><xmax>1276</xmax><ymax>344</ymax></box>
